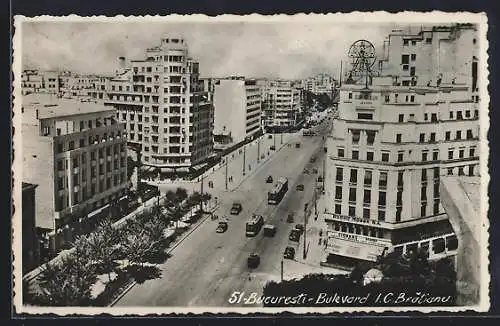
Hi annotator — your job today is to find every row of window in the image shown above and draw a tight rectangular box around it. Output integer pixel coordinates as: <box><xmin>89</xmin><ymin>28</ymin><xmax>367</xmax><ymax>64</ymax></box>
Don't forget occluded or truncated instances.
<box><xmin>447</xmin><ymin>164</ymin><xmax>477</xmax><ymax>176</ymax></box>
<box><xmin>57</xmin><ymin>164</ymin><xmax>125</xmax><ymax>191</ymax></box>
<box><xmin>395</xmin><ymin>128</ymin><xmax>476</xmax><ymax>143</ymax></box>
<box><xmin>56</xmin><ymin>136</ymin><xmax>125</xmax><ymax>154</ymax></box>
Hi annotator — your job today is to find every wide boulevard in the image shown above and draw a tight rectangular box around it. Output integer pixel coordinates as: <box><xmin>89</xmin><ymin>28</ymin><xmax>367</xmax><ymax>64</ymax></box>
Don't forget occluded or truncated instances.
<box><xmin>115</xmin><ymin>117</ymin><xmax>332</xmax><ymax>307</ymax></box>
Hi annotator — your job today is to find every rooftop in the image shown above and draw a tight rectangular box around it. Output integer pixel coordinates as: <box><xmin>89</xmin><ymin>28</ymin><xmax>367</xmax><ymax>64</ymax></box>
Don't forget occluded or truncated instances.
<box><xmin>22</xmin><ymin>93</ymin><xmax>114</xmax><ymax>122</ymax></box>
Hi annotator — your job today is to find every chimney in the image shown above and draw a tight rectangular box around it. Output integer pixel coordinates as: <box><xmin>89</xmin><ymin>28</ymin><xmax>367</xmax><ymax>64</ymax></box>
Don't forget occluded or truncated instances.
<box><xmin>118</xmin><ymin>56</ymin><xmax>126</xmax><ymax>70</ymax></box>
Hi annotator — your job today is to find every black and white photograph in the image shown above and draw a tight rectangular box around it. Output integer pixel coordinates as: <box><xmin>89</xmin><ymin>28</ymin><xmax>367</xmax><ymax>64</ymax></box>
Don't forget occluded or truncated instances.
<box><xmin>12</xmin><ymin>12</ymin><xmax>489</xmax><ymax>314</ymax></box>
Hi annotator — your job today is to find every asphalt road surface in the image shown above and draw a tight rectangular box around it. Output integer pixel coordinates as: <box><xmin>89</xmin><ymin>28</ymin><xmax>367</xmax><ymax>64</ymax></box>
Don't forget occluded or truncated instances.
<box><xmin>115</xmin><ymin>118</ymin><xmax>332</xmax><ymax>307</ymax></box>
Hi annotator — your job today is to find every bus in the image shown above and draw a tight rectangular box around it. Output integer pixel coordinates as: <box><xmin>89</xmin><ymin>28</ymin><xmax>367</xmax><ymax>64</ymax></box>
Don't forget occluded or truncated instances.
<box><xmin>268</xmin><ymin>177</ymin><xmax>289</xmax><ymax>205</ymax></box>
<box><xmin>246</xmin><ymin>214</ymin><xmax>264</xmax><ymax>237</ymax></box>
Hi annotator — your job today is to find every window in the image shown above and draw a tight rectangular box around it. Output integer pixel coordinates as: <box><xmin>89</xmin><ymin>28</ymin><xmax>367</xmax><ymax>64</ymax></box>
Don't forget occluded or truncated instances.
<box><xmin>397</xmin><ymin>151</ymin><xmax>404</xmax><ymax>162</ymax></box>
<box><xmin>424</xmin><ymin>113</ymin><xmax>428</xmax><ymax>121</ymax></box>
<box><xmin>396</xmin><ymin>207</ymin><xmax>402</xmax><ymax>222</ymax></box>
<box><xmin>470</xmin><ymin>147</ymin><xmax>476</xmax><ymax>157</ymax></box>
<box><xmin>378</xmin><ymin>210</ymin><xmax>386</xmax><ymax>221</ymax></box>
<box><xmin>448</xmin><ymin>149</ymin><xmax>454</xmax><ymax>160</ymax></box>
<box><xmin>449</xmin><ymin>111</ymin><xmax>454</xmax><ymax>119</ymax></box>
<box><xmin>379</xmin><ymin>172</ymin><xmax>388</xmax><ymax>189</ymax></box>
<box><xmin>57</xmin><ymin>160</ymin><xmax>64</xmax><ymax>171</ymax></box>
<box><xmin>426</xmin><ymin>38</ymin><xmax>432</xmax><ymax>44</ymax></box>
<box><xmin>364</xmin><ymin>170</ymin><xmax>372</xmax><ymax>186</ymax></box>
<box><xmin>432</xmin><ymin>151</ymin><xmax>439</xmax><ymax>161</ymax></box>
<box><xmin>403</xmin><ymin>39</ymin><xmax>409</xmax><ymax>46</ymax></box>
<box><xmin>456</xmin><ymin>130</ymin><xmax>462</xmax><ymax>140</ymax></box>
<box><xmin>433</xmin><ymin>200</ymin><xmax>440</xmax><ymax>215</ymax></box>
<box><xmin>430</xmin><ymin>133</ymin><xmax>436</xmax><ymax>142</ymax></box>
<box><xmin>445</xmin><ymin>131</ymin><xmax>451</xmax><ymax>140</ymax></box>
<box><xmin>416</xmin><ymin>164</ymin><xmax>428</xmax><ymax>183</ymax></box>
<box><xmin>366</xmin><ymin>131</ymin><xmax>376</xmax><ymax>145</ymax></box>
<box><xmin>335</xmin><ymin>186</ymin><xmax>342</xmax><ymax>200</ymax></box>
<box><xmin>385</xmin><ymin>95</ymin><xmax>390</xmax><ymax>103</ymax></box>
<box><xmin>337</xmin><ymin>148</ymin><xmax>344</xmax><ymax>157</ymax></box>
<box><xmin>349</xmin><ymin>188</ymin><xmax>357</xmax><ymax>202</ymax></box>
<box><xmin>447</xmin><ymin>167</ymin><xmax>453</xmax><ymax>175</ymax></box>
<box><xmin>381</xmin><ymin>153</ymin><xmax>389</xmax><ymax>162</ymax></box>
<box><xmin>459</xmin><ymin>149</ymin><xmax>465</xmax><ymax>158</ymax></box>
<box><xmin>352</xmin><ymin>130</ymin><xmax>360</xmax><ymax>144</ymax></box>
<box><xmin>363</xmin><ymin>208</ymin><xmax>370</xmax><ymax>219</ymax></box>
<box><xmin>411</xmin><ymin>54</ymin><xmax>416</xmax><ymax>61</ymax></box>
<box><xmin>350</xmin><ymin>169</ymin><xmax>358</xmax><ymax>184</ymax></box>
<box><xmin>421</xmin><ymin>204</ymin><xmax>427</xmax><ymax>217</ymax></box>
<box><xmin>398</xmin><ymin>171</ymin><xmax>404</xmax><ymax>187</ymax></box>
<box><xmin>410</xmin><ymin>67</ymin><xmax>416</xmax><ymax>76</ymax></box>
<box><xmin>363</xmin><ymin>190</ymin><xmax>371</xmax><ymax>204</ymax></box>
<box><xmin>434</xmin><ymin>182</ymin><xmax>440</xmax><ymax>198</ymax></box>
<box><xmin>419</xmin><ymin>133</ymin><xmax>425</xmax><ymax>143</ymax></box>
<box><xmin>396</xmin><ymin>134</ymin><xmax>402</xmax><ymax>143</ymax></box>
<box><xmin>378</xmin><ymin>191</ymin><xmax>386</xmax><ymax>207</ymax></box>
<box><xmin>335</xmin><ymin>204</ymin><xmax>341</xmax><ymax>214</ymax></box>
<box><xmin>358</xmin><ymin>113</ymin><xmax>373</xmax><ymax>120</ymax></box>
<box><xmin>348</xmin><ymin>92</ymin><xmax>353</xmax><ymax>99</ymax></box>
<box><xmin>401</xmin><ymin>54</ymin><xmax>410</xmax><ymax>64</ymax></box>
<box><xmin>421</xmin><ymin>186</ymin><xmax>427</xmax><ymax>201</ymax></box>
<box><xmin>336</xmin><ymin>167</ymin><xmax>343</xmax><ymax>182</ymax></box>
<box><xmin>458</xmin><ymin>166</ymin><xmax>465</xmax><ymax>176</ymax></box>
<box><xmin>457</xmin><ymin>111</ymin><xmax>463</xmax><ymax>120</ymax></box>
<box><xmin>431</xmin><ymin>113</ymin><xmax>438</xmax><ymax>122</ymax></box>
<box><xmin>410</xmin><ymin>95</ymin><xmax>415</xmax><ymax>102</ymax></box>
<box><xmin>366</xmin><ymin>152</ymin><xmax>374</xmax><ymax>161</ymax></box>
<box><xmin>469</xmin><ymin>165</ymin><xmax>475</xmax><ymax>176</ymax></box>
<box><xmin>474</xmin><ymin>110</ymin><xmax>479</xmax><ymax>118</ymax></box>
<box><xmin>352</xmin><ymin>150</ymin><xmax>359</xmax><ymax>160</ymax></box>
<box><xmin>421</xmin><ymin>151</ymin><xmax>428</xmax><ymax>162</ymax></box>
<box><xmin>399</xmin><ymin>114</ymin><xmax>404</xmax><ymax>122</ymax></box>
<box><xmin>467</xmin><ymin>129</ymin><xmax>473</xmax><ymax>139</ymax></box>
<box><xmin>349</xmin><ymin>206</ymin><xmax>356</xmax><ymax>216</ymax></box>
<box><xmin>465</xmin><ymin>110</ymin><xmax>471</xmax><ymax>118</ymax></box>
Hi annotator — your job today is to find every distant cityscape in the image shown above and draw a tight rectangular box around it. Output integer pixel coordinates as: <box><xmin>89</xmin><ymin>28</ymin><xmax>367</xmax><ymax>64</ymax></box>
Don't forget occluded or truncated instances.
<box><xmin>19</xmin><ymin>22</ymin><xmax>483</xmax><ymax>308</ymax></box>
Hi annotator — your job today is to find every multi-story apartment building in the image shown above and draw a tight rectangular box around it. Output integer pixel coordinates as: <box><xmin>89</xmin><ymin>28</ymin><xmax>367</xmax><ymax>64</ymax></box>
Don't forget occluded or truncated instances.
<box><xmin>92</xmin><ymin>37</ymin><xmax>214</xmax><ymax>173</ymax></box>
<box><xmin>213</xmin><ymin>76</ymin><xmax>262</xmax><ymax>148</ymax></box>
<box><xmin>22</xmin><ymin>182</ymin><xmax>40</xmax><ymax>273</ymax></box>
<box><xmin>323</xmin><ymin>23</ymin><xmax>479</xmax><ymax>265</ymax></box>
<box><xmin>21</xmin><ymin>70</ymin><xmax>44</xmax><ymax>95</ymax></box>
<box><xmin>22</xmin><ymin>93</ymin><xmax>129</xmax><ymax>254</ymax></box>
<box><xmin>304</xmin><ymin>73</ymin><xmax>337</xmax><ymax>96</ymax></box>
<box><xmin>261</xmin><ymin>79</ymin><xmax>302</xmax><ymax>132</ymax></box>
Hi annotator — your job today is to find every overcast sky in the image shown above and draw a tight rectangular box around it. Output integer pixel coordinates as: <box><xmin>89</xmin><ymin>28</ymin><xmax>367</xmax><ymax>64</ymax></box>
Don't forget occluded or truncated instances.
<box><xmin>21</xmin><ymin>20</ymin><xmax>409</xmax><ymax>79</ymax></box>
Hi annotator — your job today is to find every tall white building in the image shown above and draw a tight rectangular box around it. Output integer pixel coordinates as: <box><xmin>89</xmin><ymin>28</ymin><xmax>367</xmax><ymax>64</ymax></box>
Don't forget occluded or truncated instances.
<box><xmin>93</xmin><ymin>37</ymin><xmax>214</xmax><ymax>173</ymax></box>
<box><xmin>304</xmin><ymin>73</ymin><xmax>337</xmax><ymax>96</ymax></box>
<box><xmin>260</xmin><ymin>79</ymin><xmax>302</xmax><ymax>132</ymax></box>
<box><xmin>213</xmin><ymin>77</ymin><xmax>262</xmax><ymax>149</ymax></box>
<box><xmin>323</xmin><ymin>23</ymin><xmax>480</xmax><ymax>265</ymax></box>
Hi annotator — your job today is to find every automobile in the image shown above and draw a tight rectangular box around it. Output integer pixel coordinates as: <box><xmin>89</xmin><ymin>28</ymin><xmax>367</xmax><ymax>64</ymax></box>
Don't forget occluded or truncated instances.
<box><xmin>287</xmin><ymin>213</ymin><xmax>294</xmax><ymax>223</ymax></box>
<box><xmin>230</xmin><ymin>202</ymin><xmax>242</xmax><ymax>215</ymax></box>
<box><xmin>289</xmin><ymin>229</ymin><xmax>301</xmax><ymax>242</ymax></box>
<box><xmin>284</xmin><ymin>247</ymin><xmax>295</xmax><ymax>260</ymax></box>
<box><xmin>295</xmin><ymin>142</ymin><xmax>301</xmax><ymax>148</ymax></box>
<box><xmin>303</xmin><ymin>168</ymin><xmax>310</xmax><ymax>174</ymax></box>
<box><xmin>310</xmin><ymin>156</ymin><xmax>317</xmax><ymax>163</ymax></box>
<box><xmin>296</xmin><ymin>184</ymin><xmax>304</xmax><ymax>191</ymax></box>
<box><xmin>317</xmin><ymin>176</ymin><xmax>323</xmax><ymax>182</ymax></box>
<box><xmin>312</xmin><ymin>168</ymin><xmax>318</xmax><ymax>174</ymax></box>
<box><xmin>216</xmin><ymin>221</ymin><xmax>228</xmax><ymax>233</ymax></box>
<box><xmin>294</xmin><ymin>224</ymin><xmax>305</xmax><ymax>234</ymax></box>
<box><xmin>263</xmin><ymin>224</ymin><xmax>277</xmax><ymax>237</ymax></box>
<box><xmin>247</xmin><ymin>253</ymin><xmax>261</xmax><ymax>268</ymax></box>
<box><xmin>266</xmin><ymin>175</ymin><xmax>273</xmax><ymax>183</ymax></box>
<box><xmin>270</xmin><ymin>145</ymin><xmax>276</xmax><ymax>150</ymax></box>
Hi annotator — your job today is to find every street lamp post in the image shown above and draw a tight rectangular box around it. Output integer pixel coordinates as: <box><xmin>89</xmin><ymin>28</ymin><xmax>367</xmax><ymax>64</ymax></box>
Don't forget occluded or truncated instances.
<box><xmin>303</xmin><ymin>203</ymin><xmax>308</xmax><ymax>259</ymax></box>
<box><xmin>200</xmin><ymin>174</ymin><xmax>205</xmax><ymax>212</ymax></box>
<box><xmin>273</xmin><ymin>131</ymin><xmax>277</xmax><ymax>149</ymax></box>
<box><xmin>242</xmin><ymin>145</ymin><xmax>246</xmax><ymax>176</ymax></box>
<box><xmin>257</xmin><ymin>137</ymin><xmax>260</xmax><ymax>163</ymax></box>
<box><xmin>225</xmin><ymin>157</ymin><xmax>228</xmax><ymax>191</ymax></box>
<box><xmin>280</xmin><ymin>132</ymin><xmax>283</xmax><ymax>145</ymax></box>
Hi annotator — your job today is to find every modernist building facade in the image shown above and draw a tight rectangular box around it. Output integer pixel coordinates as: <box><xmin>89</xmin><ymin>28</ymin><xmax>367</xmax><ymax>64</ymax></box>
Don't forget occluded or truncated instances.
<box><xmin>22</xmin><ymin>94</ymin><xmax>129</xmax><ymax>255</ymax></box>
<box><xmin>323</xmin><ymin>23</ymin><xmax>479</xmax><ymax>264</ymax></box>
<box><xmin>213</xmin><ymin>77</ymin><xmax>262</xmax><ymax>148</ymax></box>
<box><xmin>93</xmin><ymin>37</ymin><xmax>214</xmax><ymax>173</ymax></box>
<box><xmin>260</xmin><ymin>79</ymin><xmax>302</xmax><ymax>131</ymax></box>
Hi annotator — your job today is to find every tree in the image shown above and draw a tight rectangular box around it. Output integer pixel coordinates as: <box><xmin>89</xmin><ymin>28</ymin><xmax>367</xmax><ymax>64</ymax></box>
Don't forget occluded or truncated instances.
<box><xmin>123</xmin><ymin>231</ymin><xmax>157</xmax><ymax>267</ymax></box>
<box><xmin>164</xmin><ymin>187</ymin><xmax>189</xmax><ymax>229</ymax></box>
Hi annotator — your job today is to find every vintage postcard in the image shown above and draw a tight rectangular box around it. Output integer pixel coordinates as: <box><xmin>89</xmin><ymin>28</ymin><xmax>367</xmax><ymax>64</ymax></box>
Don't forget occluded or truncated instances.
<box><xmin>12</xmin><ymin>12</ymin><xmax>490</xmax><ymax>315</ymax></box>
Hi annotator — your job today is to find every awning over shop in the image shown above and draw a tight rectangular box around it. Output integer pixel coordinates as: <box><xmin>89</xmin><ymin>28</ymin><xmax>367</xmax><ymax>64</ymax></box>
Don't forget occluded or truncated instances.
<box><xmin>327</xmin><ymin>238</ymin><xmax>387</xmax><ymax>262</ymax></box>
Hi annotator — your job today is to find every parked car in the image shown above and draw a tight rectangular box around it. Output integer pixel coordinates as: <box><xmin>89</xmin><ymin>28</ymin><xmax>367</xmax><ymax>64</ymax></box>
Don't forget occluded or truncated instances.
<box><xmin>287</xmin><ymin>213</ymin><xmax>294</xmax><ymax>223</ymax></box>
<box><xmin>230</xmin><ymin>202</ymin><xmax>242</xmax><ymax>215</ymax></box>
<box><xmin>284</xmin><ymin>247</ymin><xmax>295</xmax><ymax>260</ymax></box>
<box><xmin>263</xmin><ymin>224</ymin><xmax>277</xmax><ymax>237</ymax></box>
<box><xmin>266</xmin><ymin>175</ymin><xmax>273</xmax><ymax>183</ymax></box>
<box><xmin>270</xmin><ymin>145</ymin><xmax>276</xmax><ymax>150</ymax></box>
<box><xmin>295</xmin><ymin>143</ymin><xmax>301</xmax><ymax>148</ymax></box>
<box><xmin>312</xmin><ymin>168</ymin><xmax>318</xmax><ymax>174</ymax></box>
<box><xmin>216</xmin><ymin>221</ymin><xmax>228</xmax><ymax>233</ymax></box>
<box><xmin>296</xmin><ymin>184</ymin><xmax>304</xmax><ymax>191</ymax></box>
<box><xmin>309</xmin><ymin>156</ymin><xmax>317</xmax><ymax>163</ymax></box>
<box><xmin>303</xmin><ymin>168</ymin><xmax>310</xmax><ymax>174</ymax></box>
<box><xmin>317</xmin><ymin>176</ymin><xmax>323</xmax><ymax>182</ymax></box>
<box><xmin>247</xmin><ymin>253</ymin><xmax>261</xmax><ymax>268</ymax></box>
<box><xmin>289</xmin><ymin>229</ymin><xmax>301</xmax><ymax>242</ymax></box>
<box><xmin>294</xmin><ymin>224</ymin><xmax>305</xmax><ymax>234</ymax></box>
